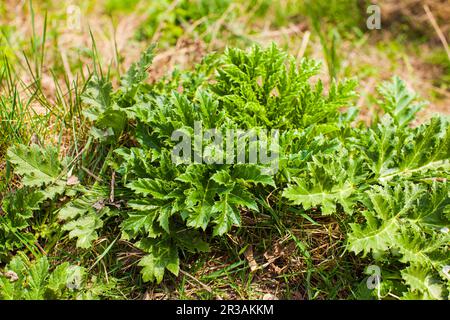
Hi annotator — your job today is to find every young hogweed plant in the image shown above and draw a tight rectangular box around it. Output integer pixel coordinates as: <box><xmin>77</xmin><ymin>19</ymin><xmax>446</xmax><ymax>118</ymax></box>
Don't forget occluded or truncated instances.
<box><xmin>76</xmin><ymin>44</ymin><xmax>359</xmax><ymax>283</ymax></box>
<box><xmin>2</xmin><ymin>44</ymin><xmax>449</xmax><ymax>299</ymax></box>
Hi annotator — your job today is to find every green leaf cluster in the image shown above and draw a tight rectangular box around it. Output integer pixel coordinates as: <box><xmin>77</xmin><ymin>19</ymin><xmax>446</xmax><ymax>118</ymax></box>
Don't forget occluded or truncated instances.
<box><xmin>4</xmin><ymin>44</ymin><xmax>449</xmax><ymax>299</ymax></box>
<box><xmin>0</xmin><ymin>255</ymin><xmax>115</xmax><ymax>299</ymax></box>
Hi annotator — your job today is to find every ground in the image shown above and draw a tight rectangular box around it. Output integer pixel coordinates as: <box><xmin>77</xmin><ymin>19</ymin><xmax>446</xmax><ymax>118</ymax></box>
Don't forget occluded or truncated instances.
<box><xmin>0</xmin><ymin>0</ymin><xmax>448</xmax><ymax>299</ymax></box>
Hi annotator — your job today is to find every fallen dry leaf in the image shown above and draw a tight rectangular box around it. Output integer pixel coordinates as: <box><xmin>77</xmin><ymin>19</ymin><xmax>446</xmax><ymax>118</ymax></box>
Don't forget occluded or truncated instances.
<box><xmin>67</xmin><ymin>175</ymin><xmax>80</xmax><ymax>186</ymax></box>
<box><xmin>92</xmin><ymin>200</ymin><xmax>105</xmax><ymax>211</ymax></box>
<box><xmin>4</xmin><ymin>270</ymin><xmax>19</xmax><ymax>282</ymax></box>
<box><xmin>244</xmin><ymin>246</ymin><xmax>259</xmax><ymax>272</ymax></box>
<box><xmin>262</xmin><ymin>293</ymin><xmax>278</xmax><ymax>300</ymax></box>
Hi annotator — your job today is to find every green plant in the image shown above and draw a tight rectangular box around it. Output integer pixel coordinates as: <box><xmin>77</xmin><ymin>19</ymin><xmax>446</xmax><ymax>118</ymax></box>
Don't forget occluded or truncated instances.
<box><xmin>4</xmin><ymin>44</ymin><xmax>449</xmax><ymax>300</ymax></box>
<box><xmin>135</xmin><ymin>0</ymin><xmax>233</xmax><ymax>45</ymax></box>
<box><xmin>1</xmin><ymin>144</ymin><xmax>66</xmax><ymax>259</ymax></box>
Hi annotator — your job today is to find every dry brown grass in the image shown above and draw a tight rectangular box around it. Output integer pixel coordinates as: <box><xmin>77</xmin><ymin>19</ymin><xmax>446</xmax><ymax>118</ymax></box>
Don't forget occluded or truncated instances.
<box><xmin>377</xmin><ymin>0</ymin><xmax>450</xmax><ymax>41</ymax></box>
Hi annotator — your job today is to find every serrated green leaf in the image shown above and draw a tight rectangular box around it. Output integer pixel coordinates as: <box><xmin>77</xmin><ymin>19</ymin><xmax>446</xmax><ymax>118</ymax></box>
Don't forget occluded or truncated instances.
<box><xmin>401</xmin><ymin>265</ymin><xmax>445</xmax><ymax>300</ymax></box>
<box><xmin>232</xmin><ymin>164</ymin><xmax>275</xmax><ymax>187</ymax></box>
<box><xmin>138</xmin><ymin>239</ymin><xmax>179</xmax><ymax>283</ymax></box>
<box><xmin>62</xmin><ymin>213</ymin><xmax>104</xmax><ymax>249</ymax></box>
<box><xmin>7</xmin><ymin>144</ymin><xmax>62</xmax><ymax>187</ymax></box>
<box><xmin>378</xmin><ymin>76</ymin><xmax>427</xmax><ymax>127</ymax></box>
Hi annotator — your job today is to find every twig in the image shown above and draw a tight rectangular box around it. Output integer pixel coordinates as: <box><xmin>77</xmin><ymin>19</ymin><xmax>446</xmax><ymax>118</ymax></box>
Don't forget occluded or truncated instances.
<box><xmin>110</xmin><ymin>171</ymin><xmax>115</xmax><ymax>203</ymax></box>
<box><xmin>423</xmin><ymin>5</ymin><xmax>450</xmax><ymax>61</ymax></box>
<box><xmin>35</xmin><ymin>241</ymin><xmax>47</xmax><ymax>255</ymax></box>
<box><xmin>81</xmin><ymin>166</ymin><xmax>102</xmax><ymax>182</ymax></box>
<box><xmin>297</xmin><ymin>31</ymin><xmax>310</xmax><ymax>61</ymax></box>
